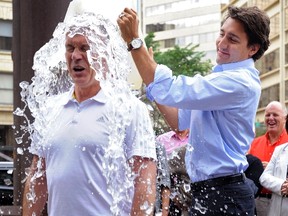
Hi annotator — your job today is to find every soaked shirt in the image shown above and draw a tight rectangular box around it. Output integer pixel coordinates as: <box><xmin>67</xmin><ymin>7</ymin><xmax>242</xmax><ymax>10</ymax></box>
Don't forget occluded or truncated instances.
<box><xmin>31</xmin><ymin>88</ymin><xmax>156</xmax><ymax>216</ymax></box>
<box><xmin>146</xmin><ymin>58</ymin><xmax>261</xmax><ymax>182</ymax></box>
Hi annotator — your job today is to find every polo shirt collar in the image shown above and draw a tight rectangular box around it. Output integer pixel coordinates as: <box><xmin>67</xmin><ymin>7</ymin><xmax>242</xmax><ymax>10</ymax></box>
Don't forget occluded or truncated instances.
<box><xmin>265</xmin><ymin>129</ymin><xmax>287</xmax><ymax>145</ymax></box>
<box><xmin>63</xmin><ymin>86</ymin><xmax>108</xmax><ymax>105</ymax></box>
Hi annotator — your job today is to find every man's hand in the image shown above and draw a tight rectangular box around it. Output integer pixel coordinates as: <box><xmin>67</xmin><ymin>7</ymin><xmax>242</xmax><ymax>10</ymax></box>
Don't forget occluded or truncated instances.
<box><xmin>281</xmin><ymin>180</ymin><xmax>288</xmax><ymax>196</ymax></box>
<box><xmin>117</xmin><ymin>7</ymin><xmax>158</xmax><ymax>86</ymax></box>
<box><xmin>262</xmin><ymin>161</ymin><xmax>269</xmax><ymax>169</ymax></box>
<box><xmin>117</xmin><ymin>8</ymin><xmax>139</xmax><ymax>44</ymax></box>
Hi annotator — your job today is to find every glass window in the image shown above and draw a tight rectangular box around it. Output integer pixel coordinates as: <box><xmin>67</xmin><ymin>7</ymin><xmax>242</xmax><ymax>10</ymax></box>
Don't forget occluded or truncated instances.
<box><xmin>258</xmin><ymin>84</ymin><xmax>279</xmax><ymax>109</ymax></box>
<box><xmin>0</xmin><ymin>20</ymin><xmax>12</xmax><ymax>37</ymax></box>
<box><xmin>270</xmin><ymin>13</ymin><xmax>280</xmax><ymax>38</ymax></box>
<box><xmin>145</xmin><ymin>13</ymin><xmax>220</xmax><ymax>34</ymax></box>
<box><xmin>145</xmin><ymin>0</ymin><xmax>224</xmax><ymax>17</ymax></box>
<box><xmin>198</xmin><ymin>32</ymin><xmax>218</xmax><ymax>44</ymax></box>
<box><xmin>256</xmin><ymin>49</ymin><xmax>280</xmax><ymax>75</ymax></box>
<box><xmin>285</xmin><ymin>80</ymin><xmax>288</xmax><ymax>101</ymax></box>
<box><xmin>0</xmin><ymin>37</ymin><xmax>12</xmax><ymax>51</ymax></box>
<box><xmin>249</xmin><ymin>0</ymin><xmax>278</xmax><ymax>10</ymax></box>
<box><xmin>0</xmin><ymin>73</ymin><xmax>13</xmax><ymax>105</ymax></box>
<box><xmin>156</xmin><ymin>32</ymin><xmax>219</xmax><ymax>49</ymax></box>
<box><xmin>192</xmin><ymin>35</ymin><xmax>199</xmax><ymax>45</ymax></box>
<box><xmin>286</xmin><ymin>7</ymin><xmax>288</xmax><ymax>30</ymax></box>
<box><xmin>0</xmin><ymin>126</ymin><xmax>5</xmax><ymax>146</ymax></box>
<box><xmin>0</xmin><ymin>20</ymin><xmax>12</xmax><ymax>51</ymax></box>
<box><xmin>164</xmin><ymin>38</ymin><xmax>176</xmax><ymax>48</ymax></box>
<box><xmin>0</xmin><ymin>126</ymin><xmax>14</xmax><ymax>157</ymax></box>
<box><xmin>286</xmin><ymin>43</ymin><xmax>288</xmax><ymax>65</ymax></box>
<box><xmin>199</xmin><ymin>33</ymin><xmax>207</xmax><ymax>44</ymax></box>
<box><xmin>176</xmin><ymin>37</ymin><xmax>186</xmax><ymax>47</ymax></box>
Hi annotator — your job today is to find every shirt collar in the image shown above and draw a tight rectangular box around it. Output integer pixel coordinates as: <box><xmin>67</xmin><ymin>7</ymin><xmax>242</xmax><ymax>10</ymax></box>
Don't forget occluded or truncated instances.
<box><xmin>265</xmin><ymin>129</ymin><xmax>287</xmax><ymax>145</ymax></box>
<box><xmin>63</xmin><ymin>85</ymin><xmax>108</xmax><ymax>105</ymax></box>
<box><xmin>212</xmin><ymin>58</ymin><xmax>255</xmax><ymax>72</ymax></box>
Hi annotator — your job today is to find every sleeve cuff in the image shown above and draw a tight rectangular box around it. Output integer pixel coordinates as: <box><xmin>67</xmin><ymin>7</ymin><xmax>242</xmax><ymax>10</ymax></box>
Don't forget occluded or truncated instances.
<box><xmin>146</xmin><ymin>84</ymin><xmax>155</xmax><ymax>102</ymax></box>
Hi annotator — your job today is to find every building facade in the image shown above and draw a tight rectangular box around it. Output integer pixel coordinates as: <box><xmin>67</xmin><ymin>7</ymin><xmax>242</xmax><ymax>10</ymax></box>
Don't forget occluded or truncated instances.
<box><xmin>142</xmin><ymin>0</ymin><xmax>229</xmax><ymax>64</ymax></box>
<box><xmin>0</xmin><ymin>0</ymin><xmax>13</xmax><ymax>157</ymax></box>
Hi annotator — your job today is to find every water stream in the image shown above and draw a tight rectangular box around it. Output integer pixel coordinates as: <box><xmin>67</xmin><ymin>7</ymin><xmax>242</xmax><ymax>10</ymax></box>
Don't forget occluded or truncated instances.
<box><xmin>14</xmin><ymin>12</ymin><xmax>154</xmax><ymax>215</ymax></box>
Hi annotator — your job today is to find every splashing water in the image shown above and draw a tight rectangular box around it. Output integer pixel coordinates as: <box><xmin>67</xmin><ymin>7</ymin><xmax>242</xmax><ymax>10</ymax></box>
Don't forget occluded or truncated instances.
<box><xmin>194</xmin><ymin>199</ymin><xmax>208</xmax><ymax>215</ymax></box>
<box><xmin>14</xmin><ymin>12</ymin><xmax>154</xmax><ymax>215</ymax></box>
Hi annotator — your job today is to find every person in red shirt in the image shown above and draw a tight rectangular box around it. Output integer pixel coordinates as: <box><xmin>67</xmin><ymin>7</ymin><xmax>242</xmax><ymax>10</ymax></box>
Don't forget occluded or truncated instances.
<box><xmin>249</xmin><ymin>101</ymin><xmax>288</xmax><ymax>216</ymax></box>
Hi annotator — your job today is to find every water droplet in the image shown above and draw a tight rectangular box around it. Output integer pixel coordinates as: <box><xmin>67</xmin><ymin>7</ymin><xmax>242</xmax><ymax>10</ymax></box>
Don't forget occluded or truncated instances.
<box><xmin>17</xmin><ymin>147</ymin><xmax>24</xmax><ymax>155</ymax></box>
<box><xmin>13</xmin><ymin>107</ymin><xmax>24</xmax><ymax>116</ymax></box>
<box><xmin>15</xmin><ymin>137</ymin><xmax>23</xmax><ymax>144</ymax></box>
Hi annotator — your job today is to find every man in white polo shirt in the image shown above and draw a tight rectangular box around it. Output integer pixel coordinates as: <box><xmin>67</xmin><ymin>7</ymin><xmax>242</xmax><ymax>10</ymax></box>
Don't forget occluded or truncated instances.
<box><xmin>21</xmin><ymin>11</ymin><xmax>157</xmax><ymax>216</ymax></box>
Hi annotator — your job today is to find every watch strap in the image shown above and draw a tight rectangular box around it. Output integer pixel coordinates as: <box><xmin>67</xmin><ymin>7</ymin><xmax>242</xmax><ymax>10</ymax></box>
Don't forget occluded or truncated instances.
<box><xmin>127</xmin><ymin>43</ymin><xmax>133</xmax><ymax>52</ymax></box>
<box><xmin>127</xmin><ymin>38</ymin><xmax>143</xmax><ymax>52</ymax></box>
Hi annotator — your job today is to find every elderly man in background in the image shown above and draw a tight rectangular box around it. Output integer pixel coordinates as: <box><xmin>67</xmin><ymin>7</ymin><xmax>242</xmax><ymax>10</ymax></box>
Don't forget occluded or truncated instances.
<box><xmin>249</xmin><ymin>101</ymin><xmax>288</xmax><ymax>216</ymax></box>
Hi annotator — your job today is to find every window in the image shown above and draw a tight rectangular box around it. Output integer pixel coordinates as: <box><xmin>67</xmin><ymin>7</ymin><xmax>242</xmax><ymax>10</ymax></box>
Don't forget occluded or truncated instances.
<box><xmin>286</xmin><ymin>43</ymin><xmax>288</xmax><ymax>65</ymax></box>
<box><xmin>0</xmin><ymin>20</ymin><xmax>12</xmax><ymax>51</ymax></box>
<box><xmin>250</xmin><ymin>0</ymin><xmax>278</xmax><ymax>10</ymax></box>
<box><xmin>0</xmin><ymin>37</ymin><xmax>12</xmax><ymax>51</ymax></box>
<box><xmin>176</xmin><ymin>35</ymin><xmax>199</xmax><ymax>47</ymax></box>
<box><xmin>269</xmin><ymin>13</ymin><xmax>280</xmax><ymax>38</ymax></box>
<box><xmin>146</xmin><ymin>23</ymin><xmax>166</xmax><ymax>33</ymax></box>
<box><xmin>0</xmin><ymin>73</ymin><xmax>13</xmax><ymax>104</ymax></box>
<box><xmin>145</xmin><ymin>0</ymin><xmax>224</xmax><ymax>16</ymax></box>
<box><xmin>286</xmin><ymin>7</ymin><xmax>288</xmax><ymax>30</ymax></box>
<box><xmin>199</xmin><ymin>32</ymin><xmax>217</xmax><ymax>44</ymax></box>
<box><xmin>258</xmin><ymin>84</ymin><xmax>279</xmax><ymax>109</ymax></box>
<box><xmin>0</xmin><ymin>126</ymin><xmax>5</xmax><ymax>146</ymax></box>
<box><xmin>0</xmin><ymin>125</ymin><xmax>14</xmax><ymax>158</ymax></box>
<box><xmin>145</xmin><ymin>13</ymin><xmax>220</xmax><ymax>34</ymax></box>
<box><xmin>255</xmin><ymin>49</ymin><xmax>279</xmax><ymax>75</ymax></box>
<box><xmin>164</xmin><ymin>38</ymin><xmax>176</xmax><ymax>48</ymax></box>
<box><xmin>285</xmin><ymin>80</ymin><xmax>288</xmax><ymax>101</ymax></box>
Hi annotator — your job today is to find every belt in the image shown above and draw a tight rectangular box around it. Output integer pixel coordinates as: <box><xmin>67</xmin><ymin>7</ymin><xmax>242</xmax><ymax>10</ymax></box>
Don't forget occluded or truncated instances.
<box><xmin>259</xmin><ymin>193</ymin><xmax>272</xmax><ymax>199</ymax></box>
<box><xmin>191</xmin><ymin>173</ymin><xmax>246</xmax><ymax>190</ymax></box>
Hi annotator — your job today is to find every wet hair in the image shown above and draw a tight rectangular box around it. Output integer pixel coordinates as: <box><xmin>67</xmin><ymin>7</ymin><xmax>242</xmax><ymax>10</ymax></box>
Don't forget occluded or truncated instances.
<box><xmin>223</xmin><ymin>6</ymin><xmax>270</xmax><ymax>61</ymax></box>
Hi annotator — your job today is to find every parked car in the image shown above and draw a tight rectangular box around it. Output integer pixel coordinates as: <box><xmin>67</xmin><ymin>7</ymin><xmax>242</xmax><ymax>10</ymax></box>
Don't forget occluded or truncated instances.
<box><xmin>0</xmin><ymin>152</ymin><xmax>14</xmax><ymax>206</ymax></box>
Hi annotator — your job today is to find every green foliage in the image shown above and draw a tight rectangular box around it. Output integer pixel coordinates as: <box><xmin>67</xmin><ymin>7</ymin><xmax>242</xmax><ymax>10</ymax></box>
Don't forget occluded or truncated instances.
<box><xmin>144</xmin><ymin>32</ymin><xmax>160</xmax><ymax>51</ymax></box>
<box><xmin>154</xmin><ymin>44</ymin><xmax>211</xmax><ymax>77</ymax></box>
<box><xmin>144</xmin><ymin>32</ymin><xmax>212</xmax><ymax>77</ymax></box>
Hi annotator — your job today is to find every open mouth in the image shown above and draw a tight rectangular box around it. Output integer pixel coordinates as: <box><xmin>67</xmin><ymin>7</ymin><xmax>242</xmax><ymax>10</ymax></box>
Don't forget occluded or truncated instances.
<box><xmin>73</xmin><ymin>66</ymin><xmax>85</xmax><ymax>72</ymax></box>
<box><xmin>267</xmin><ymin>122</ymin><xmax>276</xmax><ymax>127</ymax></box>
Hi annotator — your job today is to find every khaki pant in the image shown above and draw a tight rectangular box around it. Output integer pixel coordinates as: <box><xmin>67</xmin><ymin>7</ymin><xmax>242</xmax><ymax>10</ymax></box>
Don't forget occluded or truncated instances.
<box><xmin>255</xmin><ymin>197</ymin><xmax>271</xmax><ymax>216</ymax></box>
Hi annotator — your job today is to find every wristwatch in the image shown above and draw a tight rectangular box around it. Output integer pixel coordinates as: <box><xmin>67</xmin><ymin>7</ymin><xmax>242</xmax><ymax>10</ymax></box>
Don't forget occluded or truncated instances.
<box><xmin>127</xmin><ymin>38</ymin><xmax>143</xmax><ymax>51</ymax></box>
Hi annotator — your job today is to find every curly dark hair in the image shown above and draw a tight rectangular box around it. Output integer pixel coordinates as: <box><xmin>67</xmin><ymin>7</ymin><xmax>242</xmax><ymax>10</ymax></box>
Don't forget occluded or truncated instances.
<box><xmin>223</xmin><ymin>6</ymin><xmax>270</xmax><ymax>61</ymax></box>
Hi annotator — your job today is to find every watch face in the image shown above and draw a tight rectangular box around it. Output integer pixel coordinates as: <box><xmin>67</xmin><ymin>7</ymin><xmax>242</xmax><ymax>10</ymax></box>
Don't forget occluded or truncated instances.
<box><xmin>131</xmin><ymin>38</ymin><xmax>143</xmax><ymax>49</ymax></box>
